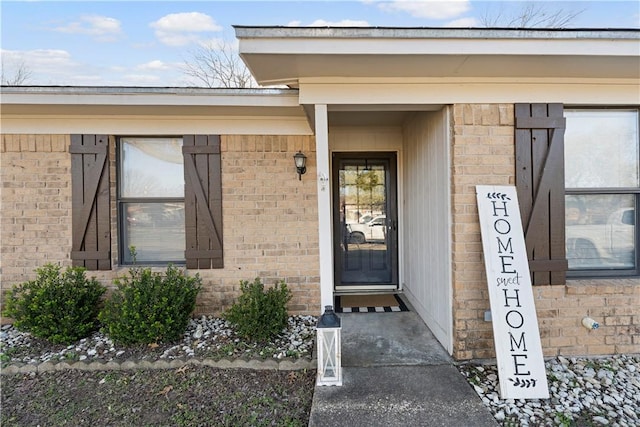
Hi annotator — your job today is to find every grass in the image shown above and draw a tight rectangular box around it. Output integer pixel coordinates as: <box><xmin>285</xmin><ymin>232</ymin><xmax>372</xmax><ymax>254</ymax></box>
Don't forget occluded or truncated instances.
<box><xmin>1</xmin><ymin>366</ymin><xmax>316</xmax><ymax>427</ymax></box>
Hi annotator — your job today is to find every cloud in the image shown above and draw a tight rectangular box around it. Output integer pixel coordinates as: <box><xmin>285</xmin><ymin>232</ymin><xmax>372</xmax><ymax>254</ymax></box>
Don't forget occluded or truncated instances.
<box><xmin>288</xmin><ymin>19</ymin><xmax>371</xmax><ymax>27</ymax></box>
<box><xmin>136</xmin><ymin>60</ymin><xmax>171</xmax><ymax>71</ymax></box>
<box><xmin>378</xmin><ymin>0</ymin><xmax>471</xmax><ymax>20</ymax></box>
<box><xmin>445</xmin><ymin>17</ymin><xmax>478</xmax><ymax>27</ymax></box>
<box><xmin>53</xmin><ymin>15</ymin><xmax>123</xmax><ymax>42</ymax></box>
<box><xmin>2</xmin><ymin>48</ymin><xmax>76</xmax><ymax>71</ymax></box>
<box><xmin>1</xmin><ymin>48</ymin><xmax>187</xmax><ymax>86</ymax></box>
<box><xmin>2</xmin><ymin>48</ymin><xmax>79</xmax><ymax>84</ymax></box>
<box><xmin>150</xmin><ymin>12</ymin><xmax>222</xmax><ymax>47</ymax></box>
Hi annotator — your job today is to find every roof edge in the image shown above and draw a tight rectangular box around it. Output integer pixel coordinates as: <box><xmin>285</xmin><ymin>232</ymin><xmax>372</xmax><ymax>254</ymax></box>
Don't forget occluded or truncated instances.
<box><xmin>0</xmin><ymin>86</ymin><xmax>297</xmax><ymax>96</ymax></box>
<box><xmin>234</xmin><ymin>26</ymin><xmax>640</xmax><ymax>40</ymax></box>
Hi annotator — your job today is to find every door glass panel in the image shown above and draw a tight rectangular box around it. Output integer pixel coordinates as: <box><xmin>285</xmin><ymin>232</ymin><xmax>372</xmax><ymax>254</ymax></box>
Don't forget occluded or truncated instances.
<box><xmin>336</xmin><ymin>157</ymin><xmax>395</xmax><ymax>285</ymax></box>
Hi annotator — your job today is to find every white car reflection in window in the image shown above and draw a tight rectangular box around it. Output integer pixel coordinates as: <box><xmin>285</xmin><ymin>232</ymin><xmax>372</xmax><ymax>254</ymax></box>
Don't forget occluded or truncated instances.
<box><xmin>347</xmin><ymin>215</ymin><xmax>387</xmax><ymax>244</ymax></box>
<box><xmin>566</xmin><ymin>208</ymin><xmax>635</xmax><ymax>269</ymax></box>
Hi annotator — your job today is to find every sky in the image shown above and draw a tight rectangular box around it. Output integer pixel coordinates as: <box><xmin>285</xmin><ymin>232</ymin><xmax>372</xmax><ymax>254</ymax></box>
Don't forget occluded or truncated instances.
<box><xmin>1</xmin><ymin>0</ymin><xmax>639</xmax><ymax>87</ymax></box>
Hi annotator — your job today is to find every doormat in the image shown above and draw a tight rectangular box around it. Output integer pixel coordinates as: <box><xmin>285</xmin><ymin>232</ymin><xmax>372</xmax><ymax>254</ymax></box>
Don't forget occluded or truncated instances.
<box><xmin>334</xmin><ymin>294</ymin><xmax>409</xmax><ymax>313</ymax></box>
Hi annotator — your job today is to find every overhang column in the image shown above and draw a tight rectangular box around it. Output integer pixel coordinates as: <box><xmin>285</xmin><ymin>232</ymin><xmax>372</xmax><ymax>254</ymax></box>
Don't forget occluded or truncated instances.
<box><xmin>314</xmin><ymin>104</ymin><xmax>333</xmax><ymax>312</ymax></box>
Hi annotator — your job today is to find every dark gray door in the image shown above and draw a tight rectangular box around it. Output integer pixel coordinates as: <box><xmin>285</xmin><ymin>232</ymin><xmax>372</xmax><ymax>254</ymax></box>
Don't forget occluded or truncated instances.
<box><xmin>333</xmin><ymin>152</ymin><xmax>398</xmax><ymax>287</ymax></box>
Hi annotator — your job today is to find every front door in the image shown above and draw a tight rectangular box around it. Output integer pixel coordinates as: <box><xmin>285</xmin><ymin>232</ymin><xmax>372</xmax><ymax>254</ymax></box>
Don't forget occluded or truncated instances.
<box><xmin>333</xmin><ymin>152</ymin><xmax>398</xmax><ymax>289</ymax></box>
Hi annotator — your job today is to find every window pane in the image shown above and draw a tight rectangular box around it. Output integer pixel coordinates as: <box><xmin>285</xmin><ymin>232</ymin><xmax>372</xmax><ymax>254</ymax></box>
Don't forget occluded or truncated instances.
<box><xmin>566</xmin><ymin>195</ymin><xmax>635</xmax><ymax>270</ymax></box>
<box><xmin>340</xmin><ymin>165</ymin><xmax>386</xmax><ymax>223</ymax></box>
<box><xmin>122</xmin><ymin>203</ymin><xmax>185</xmax><ymax>263</ymax></box>
<box><xmin>121</xmin><ymin>138</ymin><xmax>184</xmax><ymax>197</ymax></box>
<box><xmin>565</xmin><ymin>110</ymin><xmax>639</xmax><ymax>188</ymax></box>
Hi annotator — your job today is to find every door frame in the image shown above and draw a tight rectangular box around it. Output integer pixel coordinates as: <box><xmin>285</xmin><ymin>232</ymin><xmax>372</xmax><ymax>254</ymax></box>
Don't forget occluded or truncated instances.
<box><xmin>332</xmin><ymin>151</ymin><xmax>399</xmax><ymax>291</ymax></box>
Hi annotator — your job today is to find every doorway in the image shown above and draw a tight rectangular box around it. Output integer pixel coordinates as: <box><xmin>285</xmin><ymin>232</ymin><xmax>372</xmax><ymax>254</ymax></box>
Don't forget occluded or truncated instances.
<box><xmin>332</xmin><ymin>152</ymin><xmax>398</xmax><ymax>290</ymax></box>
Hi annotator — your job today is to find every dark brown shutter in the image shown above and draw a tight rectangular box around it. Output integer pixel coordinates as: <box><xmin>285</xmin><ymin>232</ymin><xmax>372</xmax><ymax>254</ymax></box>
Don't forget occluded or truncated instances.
<box><xmin>515</xmin><ymin>103</ymin><xmax>568</xmax><ymax>285</ymax></box>
<box><xmin>70</xmin><ymin>134</ymin><xmax>111</xmax><ymax>270</ymax></box>
<box><xmin>183</xmin><ymin>135</ymin><xmax>223</xmax><ymax>269</ymax></box>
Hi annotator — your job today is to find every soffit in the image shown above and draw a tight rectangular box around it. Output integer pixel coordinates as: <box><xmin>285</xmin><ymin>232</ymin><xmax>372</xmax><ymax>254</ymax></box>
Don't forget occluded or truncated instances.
<box><xmin>235</xmin><ymin>27</ymin><xmax>640</xmax><ymax>86</ymax></box>
<box><xmin>325</xmin><ymin>104</ymin><xmax>444</xmax><ymax>126</ymax></box>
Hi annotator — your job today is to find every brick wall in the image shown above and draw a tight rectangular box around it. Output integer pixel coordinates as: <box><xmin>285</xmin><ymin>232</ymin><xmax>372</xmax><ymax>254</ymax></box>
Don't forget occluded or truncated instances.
<box><xmin>450</xmin><ymin>104</ymin><xmax>640</xmax><ymax>360</ymax></box>
<box><xmin>198</xmin><ymin>135</ymin><xmax>320</xmax><ymax>316</ymax></box>
<box><xmin>535</xmin><ymin>279</ymin><xmax>640</xmax><ymax>357</ymax></box>
<box><xmin>451</xmin><ymin>104</ymin><xmax>516</xmax><ymax>360</ymax></box>
<box><xmin>1</xmin><ymin>135</ymin><xmax>73</xmax><ymax>290</ymax></box>
<box><xmin>1</xmin><ymin>134</ymin><xmax>320</xmax><ymax>319</ymax></box>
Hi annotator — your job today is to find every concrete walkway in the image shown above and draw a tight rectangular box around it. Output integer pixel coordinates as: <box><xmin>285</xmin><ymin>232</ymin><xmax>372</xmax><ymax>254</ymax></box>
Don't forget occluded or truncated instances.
<box><xmin>308</xmin><ymin>310</ymin><xmax>498</xmax><ymax>426</ymax></box>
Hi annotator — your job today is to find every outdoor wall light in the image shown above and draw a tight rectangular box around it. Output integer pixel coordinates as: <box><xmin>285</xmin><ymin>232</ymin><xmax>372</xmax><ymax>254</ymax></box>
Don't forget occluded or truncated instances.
<box><xmin>293</xmin><ymin>151</ymin><xmax>307</xmax><ymax>180</ymax></box>
<box><xmin>316</xmin><ymin>305</ymin><xmax>342</xmax><ymax>386</ymax></box>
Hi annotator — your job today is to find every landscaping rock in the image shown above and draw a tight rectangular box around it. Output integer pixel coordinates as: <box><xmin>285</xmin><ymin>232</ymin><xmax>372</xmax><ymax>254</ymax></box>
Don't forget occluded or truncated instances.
<box><xmin>458</xmin><ymin>355</ymin><xmax>640</xmax><ymax>426</ymax></box>
<box><xmin>0</xmin><ymin>315</ymin><xmax>316</xmax><ymax>368</ymax></box>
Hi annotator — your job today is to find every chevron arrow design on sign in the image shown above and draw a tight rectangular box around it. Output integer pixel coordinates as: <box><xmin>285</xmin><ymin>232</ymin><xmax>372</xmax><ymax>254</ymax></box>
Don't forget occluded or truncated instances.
<box><xmin>509</xmin><ymin>377</ymin><xmax>538</xmax><ymax>388</ymax></box>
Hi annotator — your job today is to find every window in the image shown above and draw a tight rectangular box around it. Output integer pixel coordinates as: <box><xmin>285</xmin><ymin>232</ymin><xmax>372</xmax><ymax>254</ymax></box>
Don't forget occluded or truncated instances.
<box><xmin>71</xmin><ymin>134</ymin><xmax>222</xmax><ymax>270</ymax></box>
<box><xmin>564</xmin><ymin>109</ymin><xmax>639</xmax><ymax>275</ymax></box>
<box><xmin>118</xmin><ymin>137</ymin><xmax>185</xmax><ymax>264</ymax></box>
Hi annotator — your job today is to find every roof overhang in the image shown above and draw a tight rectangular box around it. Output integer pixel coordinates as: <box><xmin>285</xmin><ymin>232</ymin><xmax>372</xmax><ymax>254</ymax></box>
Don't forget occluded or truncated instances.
<box><xmin>235</xmin><ymin>27</ymin><xmax>640</xmax><ymax>87</ymax></box>
<box><xmin>0</xmin><ymin>86</ymin><xmax>312</xmax><ymax>135</ymax></box>
<box><xmin>0</xmin><ymin>86</ymin><xmax>303</xmax><ymax>117</ymax></box>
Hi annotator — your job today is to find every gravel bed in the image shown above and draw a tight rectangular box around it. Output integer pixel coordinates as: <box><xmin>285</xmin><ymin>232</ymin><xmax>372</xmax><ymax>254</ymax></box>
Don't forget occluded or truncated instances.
<box><xmin>458</xmin><ymin>354</ymin><xmax>640</xmax><ymax>426</ymax></box>
<box><xmin>0</xmin><ymin>315</ymin><xmax>317</xmax><ymax>367</ymax></box>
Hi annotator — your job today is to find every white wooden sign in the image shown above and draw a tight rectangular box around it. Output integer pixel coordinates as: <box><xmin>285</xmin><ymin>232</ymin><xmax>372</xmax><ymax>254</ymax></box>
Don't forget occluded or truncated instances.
<box><xmin>476</xmin><ymin>185</ymin><xmax>549</xmax><ymax>399</ymax></box>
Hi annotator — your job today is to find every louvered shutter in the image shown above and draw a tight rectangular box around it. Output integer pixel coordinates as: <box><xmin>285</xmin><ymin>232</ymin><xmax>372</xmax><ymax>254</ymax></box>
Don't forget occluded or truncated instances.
<box><xmin>70</xmin><ymin>134</ymin><xmax>111</xmax><ymax>270</ymax></box>
<box><xmin>183</xmin><ymin>135</ymin><xmax>223</xmax><ymax>269</ymax></box>
<box><xmin>515</xmin><ymin>104</ymin><xmax>568</xmax><ymax>285</ymax></box>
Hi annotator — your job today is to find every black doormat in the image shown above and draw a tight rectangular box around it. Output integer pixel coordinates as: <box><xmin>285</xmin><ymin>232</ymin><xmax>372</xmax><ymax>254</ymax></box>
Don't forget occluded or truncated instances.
<box><xmin>334</xmin><ymin>294</ymin><xmax>409</xmax><ymax>313</ymax></box>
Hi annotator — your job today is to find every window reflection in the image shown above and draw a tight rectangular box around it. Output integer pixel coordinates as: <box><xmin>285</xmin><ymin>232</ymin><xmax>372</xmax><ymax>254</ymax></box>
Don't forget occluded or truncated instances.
<box><xmin>566</xmin><ymin>195</ymin><xmax>635</xmax><ymax>269</ymax></box>
<box><xmin>121</xmin><ymin>203</ymin><xmax>185</xmax><ymax>263</ymax></box>
<box><xmin>564</xmin><ymin>109</ymin><xmax>638</xmax><ymax>273</ymax></box>
<box><xmin>121</xmin><ymin>138</ymin><xmax>184</xmax><ymax>198</ymax></box>
<box><xmin>119</xmin><ymin>137</ymin><xmax>185</xmax><ymax>264</ymax></box>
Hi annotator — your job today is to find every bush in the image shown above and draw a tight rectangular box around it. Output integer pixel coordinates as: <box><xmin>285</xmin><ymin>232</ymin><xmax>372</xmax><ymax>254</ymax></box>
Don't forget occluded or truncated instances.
<box><xmin>224</xmin><ymin>278</ymin><xmax>292</xmax><ymax>342</ymax></box>
<box><xmin>2</xmin><ymin>264</ymin><xmax>106</xmax><ymax>344</ymax></box>
<box><xmin>98</xmin><ymin>265</ymin><xmax>201</xmax><ymax>345</ymax></box>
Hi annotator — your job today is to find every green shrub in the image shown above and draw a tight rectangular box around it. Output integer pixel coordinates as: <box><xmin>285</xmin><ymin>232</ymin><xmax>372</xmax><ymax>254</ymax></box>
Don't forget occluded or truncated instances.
<box><xmin>99</xmin><ymin>265</ymin><xmax>201</xmax><ymax>345</ymax></box>
<box><xmin>224</xmin><ymin>278</ymin><xmax>292</xmax><ymax>342</ymax></box>
<box><xmin>2</xmin><ymin>263</ymin><xmax>106</xmax><ymax>344</ymax></box>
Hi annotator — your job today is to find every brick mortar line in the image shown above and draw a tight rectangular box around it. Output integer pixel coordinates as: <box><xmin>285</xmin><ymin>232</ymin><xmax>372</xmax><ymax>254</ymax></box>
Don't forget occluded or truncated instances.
<box><xmin>0</xmin><ymin>357</ymin><xmax>317</xmax><ymax>375</ymax></box>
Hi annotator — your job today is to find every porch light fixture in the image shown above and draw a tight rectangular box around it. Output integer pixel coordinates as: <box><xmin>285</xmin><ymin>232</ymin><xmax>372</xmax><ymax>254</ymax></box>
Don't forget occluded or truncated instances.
<box><xmin>316</xmin><ymin>305</ymin><xmax>342</xmax><ymax>386</ymax></box>
<box><xmin>293</xmin><ymin>151</ymin><xmax>307</xmax><ymax>180</ymax></box>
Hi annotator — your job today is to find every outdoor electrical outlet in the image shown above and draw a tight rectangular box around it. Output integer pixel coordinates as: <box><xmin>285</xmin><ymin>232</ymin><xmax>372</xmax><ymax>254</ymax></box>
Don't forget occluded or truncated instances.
<box><xmin>484</xmin><ymin>310</ymin><xmax>492</xmax><ymax>322</ymax></box>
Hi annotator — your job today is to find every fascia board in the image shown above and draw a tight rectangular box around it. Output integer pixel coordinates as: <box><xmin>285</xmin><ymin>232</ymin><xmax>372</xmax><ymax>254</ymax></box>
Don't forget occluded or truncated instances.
<box><xmin>1</xmin><ymin>115</ymin><xmax>313</xmax><ymax>135</ymax></box>
<box><xmin>0</xmin><ymin>89</ymin><xmax>301</xmax><ymax>108</ymax></box>
<box><xmin>239</xmin><ymin>37</ymin><xmax>640</xmax><ymax>57</ymax></box>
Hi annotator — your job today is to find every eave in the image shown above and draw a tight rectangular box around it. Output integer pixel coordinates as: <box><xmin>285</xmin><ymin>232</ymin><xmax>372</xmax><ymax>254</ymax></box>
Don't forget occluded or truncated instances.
<box><xmin>0</xmin><ymin>86</ymin><xmax>312</xmax><ymax>135</ymax></box>
<box><xmin>234</xmin><ymin>27</ymin><xmax>640</xmax><ymax>87</ymax></box>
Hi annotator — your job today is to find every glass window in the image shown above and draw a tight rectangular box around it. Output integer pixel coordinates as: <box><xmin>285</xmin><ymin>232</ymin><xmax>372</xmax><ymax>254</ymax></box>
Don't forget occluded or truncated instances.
<box><xmin>119</xmin><ymin>137</ymin><xmax>185</xmax><ymax>264</ymax></box>
<box><xmin>565</xmin><ymin>110</ymin><xmax>639</xmax><ymax>275</ymax></box>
